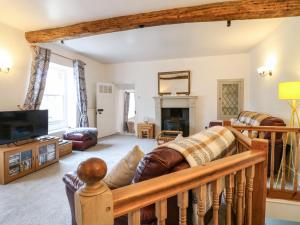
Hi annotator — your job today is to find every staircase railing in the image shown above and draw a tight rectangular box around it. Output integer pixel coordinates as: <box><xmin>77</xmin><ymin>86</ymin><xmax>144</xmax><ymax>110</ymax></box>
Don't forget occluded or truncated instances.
<box><xmin>229</xmin><ymin>124</ymin><xmax>300</xmax><ymax>201</ymax></box>
<box><xmin>74</xmin><ymin>128</ymin><xmax>268</xmax><ymax>225</ymax></box>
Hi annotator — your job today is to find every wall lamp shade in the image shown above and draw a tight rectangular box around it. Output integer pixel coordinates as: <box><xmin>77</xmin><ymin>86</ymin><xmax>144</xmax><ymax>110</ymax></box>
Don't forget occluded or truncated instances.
<box><xmin>0</xmin><ymin>50</ymin><xmax>12</xmax><ymax>73</ymax></box>
<box><xmin>257</xmin><ymin>66</ymin><xmax>272</xmax><ymax>77</ymax></box>
<box><xmin>278</xmin><ymin>82</ymin><xmax>300</xmax><ymax>100</ymax></box>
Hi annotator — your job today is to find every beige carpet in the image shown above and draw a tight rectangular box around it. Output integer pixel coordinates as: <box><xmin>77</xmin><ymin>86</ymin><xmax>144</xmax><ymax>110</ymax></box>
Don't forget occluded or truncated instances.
<box><xmin>0</xmin><ymin>135</ymin><xmax>156</xmax><ymax>225</ymax></box>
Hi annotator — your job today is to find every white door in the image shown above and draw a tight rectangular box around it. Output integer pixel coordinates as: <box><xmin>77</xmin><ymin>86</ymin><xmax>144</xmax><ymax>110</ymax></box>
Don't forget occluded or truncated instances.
<box><xmin>96</xmin><ymin>82</ymin><xmax>116</xmax><ymax>138</ymax></box>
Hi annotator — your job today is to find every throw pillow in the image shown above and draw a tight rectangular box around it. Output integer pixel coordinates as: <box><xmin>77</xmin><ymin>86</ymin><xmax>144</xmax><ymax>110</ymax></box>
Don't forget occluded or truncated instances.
<box><xmin>103</xmin><ymin>145</ymin><xmax>144</xmax><ymax>189</ymax></box>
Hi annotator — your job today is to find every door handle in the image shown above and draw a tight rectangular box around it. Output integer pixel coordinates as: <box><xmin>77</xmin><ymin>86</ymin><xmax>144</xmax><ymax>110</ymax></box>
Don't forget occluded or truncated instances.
<box><xmin>97</xmin><ymin>109</ymin><xmax>104</xmax><ymax>114</ymax></box>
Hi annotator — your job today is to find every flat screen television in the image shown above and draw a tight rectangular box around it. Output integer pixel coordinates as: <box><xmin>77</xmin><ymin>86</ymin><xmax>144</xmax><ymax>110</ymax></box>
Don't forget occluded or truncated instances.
<box><xmin>0</xmin><ymin>110</ymin><xmax>48</xmax><ymax>145</ymax></box>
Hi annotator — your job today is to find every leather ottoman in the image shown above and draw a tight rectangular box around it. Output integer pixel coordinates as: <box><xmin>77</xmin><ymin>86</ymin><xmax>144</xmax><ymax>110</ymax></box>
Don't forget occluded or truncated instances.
<box><xmin>63</xmin><ymin>127</ymin><xmax>98</xmax><ymax>151</ymax></box>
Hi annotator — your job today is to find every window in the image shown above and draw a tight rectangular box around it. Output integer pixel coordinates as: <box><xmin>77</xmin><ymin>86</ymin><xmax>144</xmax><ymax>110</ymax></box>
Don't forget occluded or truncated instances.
<box><xmin>40</xmin><ymin>63</ymin><xmax>76</xmax><ymax>132</ymax></box>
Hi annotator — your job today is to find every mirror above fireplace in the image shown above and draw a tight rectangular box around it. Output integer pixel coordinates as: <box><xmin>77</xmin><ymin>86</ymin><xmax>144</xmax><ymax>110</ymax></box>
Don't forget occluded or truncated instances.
<box><xmin>158</xmin><ymin>70</ymin><xmax>190</xmax><ymax>96</ymax></box>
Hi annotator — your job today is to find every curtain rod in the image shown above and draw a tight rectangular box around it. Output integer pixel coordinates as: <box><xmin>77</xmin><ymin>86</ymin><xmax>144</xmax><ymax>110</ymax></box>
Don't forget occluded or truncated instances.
<box><xmin>51</xmin><ymin>52</ymin><xmax>74</xmax><ymax>61</ymax></box>
<box><xmin>51</xmin><ymin>52</ymin><xmax>86</xmax><ymax>65</ymax></box>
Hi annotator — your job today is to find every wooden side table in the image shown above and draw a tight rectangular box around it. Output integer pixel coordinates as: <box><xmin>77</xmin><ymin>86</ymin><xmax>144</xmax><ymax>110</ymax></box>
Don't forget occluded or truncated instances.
<box><xmin>137</xmin><ymin>123</ymin><xmax>155</xmax><ymax>139</ymax></box>
<box><xmin>58</xmin><ymin>140</ymin><xmax>73</xmax><ymax>158</ymax></box>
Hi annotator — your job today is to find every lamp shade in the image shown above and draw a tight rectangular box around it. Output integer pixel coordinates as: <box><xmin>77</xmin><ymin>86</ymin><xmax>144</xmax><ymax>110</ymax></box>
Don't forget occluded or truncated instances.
<box><xmin>278</xmin><ymin>82</ymin><xmax>300</xmax><ymax>100</ymax></box>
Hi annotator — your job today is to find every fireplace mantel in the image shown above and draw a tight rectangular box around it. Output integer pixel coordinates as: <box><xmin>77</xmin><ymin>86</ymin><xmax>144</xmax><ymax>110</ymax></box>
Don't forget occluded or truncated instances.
<box><xmin>153</xmin><ymin>96</ymin><xmax>198</xmax><ymax>136</ymax></box>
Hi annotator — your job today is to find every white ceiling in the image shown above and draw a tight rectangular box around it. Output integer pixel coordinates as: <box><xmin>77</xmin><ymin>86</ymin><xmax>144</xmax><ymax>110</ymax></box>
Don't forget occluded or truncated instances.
<box><xmin>62</xmin><ymin>18</ymin><xmax>284</xmax><ymax>64</ymax></box>
<box><xmin>0</xmin><ymin>0</ymin><xmax>225</xmax><ymax>31</ymax></box>
<box><xmin>0</xmin><ymin>0</ymin><xmax>289</xmax><ymax>64</ymax></box>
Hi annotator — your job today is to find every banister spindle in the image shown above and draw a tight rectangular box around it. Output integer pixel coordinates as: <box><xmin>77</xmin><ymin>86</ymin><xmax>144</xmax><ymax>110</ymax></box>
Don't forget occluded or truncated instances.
<box><xmin>270</xmin><ymin>132</ymin><xmax>276</xmax><ymax>190</ymax></box>
<box><xmin>155</xmin><ymin>199</ymin><xmax>167</xmax><ymax>225</ymax></box>
<box><xmin>246</xmin><ymin>166</ymin><xmax>255</xmax><ymax>225</ymax></box>
<box><xmin>237</xmin><ymin>169</ymin><xmax>245</xmax><ymax>225</ymax></box>
<box><xmin>248</xmin><ymin>130</ymin><xmax>253</xmax><ymax>139</ymax></box>
<box><xmin>75</xmin><ymin>158</ymin><xmax>113</xmax><ymax>225</ymax></box>
<box><xmin>225</xmin><ymin>174</ymin><xmax>234</xmax><ymax>225</ymax></box>
<box><xmin>281</xmin><ymin>132</ymin><xmax>288</xmax><ymax>190</ymax></box>
<box><xmin>128</xmin><ymin>210</ymin><xmax>141</xmax><ymax>225</ymax></box>
<box><xmin>178</xmin><ymin>191</ymin><xmax>189</xmax><ymax>225</ymax></box>
<box><xmin>294</xmin><ymin>132</ymin><xmax>300</xmax><ymax>192</ymax></box>
<box><xmin>259</xmin><ymin>131</ymin><xmax>265</xmax><ymax>139</ymax></box>
<box><xmin>197</xmin><ymin>185</ymin><xmax>207</xmax><ymax>225</ymax></box>
<box><xmin>212</xmin><ymin>179</ymin><xmax>222</xmax><ymax>225</ymax></box>
<box><xmin>252</xmin><ymin>139</ymin><xmax>268</xmax><ymax>225</ymax></box>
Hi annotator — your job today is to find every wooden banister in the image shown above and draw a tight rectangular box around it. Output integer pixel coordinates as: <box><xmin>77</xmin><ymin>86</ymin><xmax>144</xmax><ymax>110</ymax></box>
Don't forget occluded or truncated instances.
<box><xmin>228</xmin><ymin>125</ymin><xmax>300</xmax><ymax>202</ymax></box>
<box><xmin>74</xmin><ymin>131</ymin><xmax>268</xmax><ymax>225</ymax></box>
<box><xmin>112</xmin><ymin>150</ymin><xmax>266</xmax><ymax>217</ymax></box>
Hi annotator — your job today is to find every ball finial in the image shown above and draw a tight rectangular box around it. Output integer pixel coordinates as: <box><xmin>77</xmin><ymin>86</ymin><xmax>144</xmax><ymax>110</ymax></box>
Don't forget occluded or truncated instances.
<box><xmin>77</xmin><ymin>158</ymin><xmax>107</xmax><ymax>185</ymax></box>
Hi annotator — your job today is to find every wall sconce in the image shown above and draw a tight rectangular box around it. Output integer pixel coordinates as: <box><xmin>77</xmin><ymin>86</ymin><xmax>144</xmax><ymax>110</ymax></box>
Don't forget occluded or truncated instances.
<box><xmin>257</xmin><ymin>65</ymin><xmax>272</xmax><ymax>77</ymax></box>
<box><xmin>0</xmin><ymin>50</ymin><xmax>12</xmax><ymax>73</ymax></box>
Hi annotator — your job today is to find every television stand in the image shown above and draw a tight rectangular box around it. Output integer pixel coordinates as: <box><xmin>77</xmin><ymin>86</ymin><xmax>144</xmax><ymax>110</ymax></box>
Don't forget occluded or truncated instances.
<box><xmin>14</xmin><ymin>139</ymin><xmax>35</xmax><ymax>146</ymax></box>
<box><xmin>0</xmin><ymin>138</ymin><xmax>59</xmax><ymax>184</ymax></box>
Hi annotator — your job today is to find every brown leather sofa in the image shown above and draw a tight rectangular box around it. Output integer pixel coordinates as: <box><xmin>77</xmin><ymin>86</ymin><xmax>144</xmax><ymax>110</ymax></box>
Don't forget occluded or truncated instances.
<box><xmin>63</xmin><ymin>147</ymin><xmax>214</xmax><ymax>225</ymax></box>
<box><xmin>234</xmin><ymin>111</ymin><xmax>286</xmax><ymax>176</ymax></box>
<box><xmin>63</xmin><ymin>128</ymin><xmax>98</xmax><ymax>151</ymax></box>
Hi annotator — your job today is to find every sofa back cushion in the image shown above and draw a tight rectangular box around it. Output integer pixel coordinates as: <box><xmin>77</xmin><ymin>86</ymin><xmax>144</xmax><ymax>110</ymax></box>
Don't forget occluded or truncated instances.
<box><xmin>132</xmin><ymin>147</ymin><xmax>186</xmax><ymax>183</ymax></box>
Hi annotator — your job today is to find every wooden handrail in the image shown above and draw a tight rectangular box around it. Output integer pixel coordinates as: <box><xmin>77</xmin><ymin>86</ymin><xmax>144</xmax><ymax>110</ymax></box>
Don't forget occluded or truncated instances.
<box><xmin>112</xmin><ymin>149</ymin><xmax>266</xmax><ymax>217</ymax></box>
<box><xmin>226</xmin><ymin>126</ymin><xmax>252</xmax><ymax>149</ymax></box>
<box><xmin>231</xmin><ymin>125</ymin><xmax>300</xmax><ymax>133</ymax></box>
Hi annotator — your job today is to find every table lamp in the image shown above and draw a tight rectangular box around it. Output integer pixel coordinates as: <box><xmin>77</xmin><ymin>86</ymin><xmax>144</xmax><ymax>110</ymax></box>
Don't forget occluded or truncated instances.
<box><xmin>278</xmin><ymin>82</ymin><xmax>300</xmax><ymax>128</ymax></box>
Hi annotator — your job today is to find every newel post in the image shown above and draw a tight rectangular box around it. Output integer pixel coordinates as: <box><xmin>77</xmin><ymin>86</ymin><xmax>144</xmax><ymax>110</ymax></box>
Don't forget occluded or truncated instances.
<box><xmin>251</xmin><ymin>139</ymin><xmax>268</xmax><ymax>225</ymax></box>
<box><xmin>75</xmin><ymin>158</ymin><xmax>114</xmax><ymax>225</ymax></box>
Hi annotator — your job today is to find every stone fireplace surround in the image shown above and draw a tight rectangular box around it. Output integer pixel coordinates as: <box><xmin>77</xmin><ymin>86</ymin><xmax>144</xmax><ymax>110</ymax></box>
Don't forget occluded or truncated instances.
<box><xmin>153</xmin><ymin>96</ymin><xmax>198</xmax><ymax>136</ymax></box>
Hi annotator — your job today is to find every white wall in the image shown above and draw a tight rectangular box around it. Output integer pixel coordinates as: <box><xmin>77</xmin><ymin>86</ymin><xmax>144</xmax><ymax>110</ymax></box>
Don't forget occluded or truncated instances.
<box><xmin>0</xmin><ymin>22</ymin><xmax>31</xmax><ymax>111</ymax></box>
<box><xmin>106</xmin><ymin>54</ymin><xmax>250</xmax><ymax>132</ymax></box>
<box><xmin>249</xmin><ymin>17</ymin><xmax>300</xmax><ymax>123</ymax></box>
<box><xmin>0</xmin><ymin>21</ymin><xmax>107</xmax><ymax>128</ymax></box>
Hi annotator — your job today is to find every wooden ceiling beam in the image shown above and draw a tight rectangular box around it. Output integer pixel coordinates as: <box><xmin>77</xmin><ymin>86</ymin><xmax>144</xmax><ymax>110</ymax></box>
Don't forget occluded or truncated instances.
<box><xmin>25</xmin><ymin>0</ymin><xmax>300</xmax><ymax>43</ymax></box>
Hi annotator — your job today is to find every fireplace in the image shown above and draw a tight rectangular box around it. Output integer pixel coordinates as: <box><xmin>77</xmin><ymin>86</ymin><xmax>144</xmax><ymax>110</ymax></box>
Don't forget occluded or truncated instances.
<box><xmin>161</xmin><ymin>108</ymin><xmax>189</xmax><ymax>136</ymax></box>
<box><xmin>153</xmin><ymin>96</ymin><xmax>197</xmax><ymax>137</ymax></box>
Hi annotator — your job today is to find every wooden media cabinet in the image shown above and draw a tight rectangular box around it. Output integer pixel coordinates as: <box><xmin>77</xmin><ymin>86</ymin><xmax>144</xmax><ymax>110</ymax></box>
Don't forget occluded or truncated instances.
<box><xmin>0</xmin><ymin>139</ymin><xmax>59</xmax><ymax>184</ymax></box>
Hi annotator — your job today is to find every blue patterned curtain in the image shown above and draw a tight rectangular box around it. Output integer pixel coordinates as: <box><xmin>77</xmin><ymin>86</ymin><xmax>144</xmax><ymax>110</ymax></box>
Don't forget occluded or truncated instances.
<box><xmin>123</xmin><ymin>91</ymin><xmax>130</xmax><ymax>132</ymax></box>
<box><xmin>73</xmin><ymin>59</ymin><xmax>89</xmax><ymax>127</ymax></box>
<box><xmin>23</xmin><ymin>46</ymin><xmax>51</xmax><ymax>110</ymax></box>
